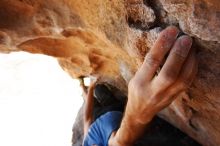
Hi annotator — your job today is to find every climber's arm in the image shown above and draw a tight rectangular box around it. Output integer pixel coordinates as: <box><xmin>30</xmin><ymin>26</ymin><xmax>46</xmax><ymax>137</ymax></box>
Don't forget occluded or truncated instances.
<box><xmin>83</xmin><ymin>81</ymin><xmax>96</xmax><ymax>137</ymax></box>
<box><xmin>109</xmin><ymin>26</ymin><xmax>198</xmax><ymax>146</ymax></box>
<box><xmin>79</xmin><ymin>78</ymin><xmax>88</xmax><ymax>100</ymax></box>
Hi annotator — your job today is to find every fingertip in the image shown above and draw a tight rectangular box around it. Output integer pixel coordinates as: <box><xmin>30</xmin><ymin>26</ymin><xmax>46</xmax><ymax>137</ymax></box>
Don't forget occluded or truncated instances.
<box><xmin>179</xmin><ymin>35</ymin><xmax>193</xmax><ymax>48</ymax></box>
<box><xmin>158</xmin><ymin>26</ymin><xmax>180</xmax><ymax>48</ymax></box>
<box><xmin>165</xmin><ymin>26</ymin><xmax>180</xmax><ymax>38</ymax></box>
<box><xmin>179</xmin><ymin>47</ymin><xmax>198</xmax><ymax>86</ymax></box>
<box><xmin>171</xmin><ymin>35</ymin><xmax>193</xmax><ymax>58</ymax></box>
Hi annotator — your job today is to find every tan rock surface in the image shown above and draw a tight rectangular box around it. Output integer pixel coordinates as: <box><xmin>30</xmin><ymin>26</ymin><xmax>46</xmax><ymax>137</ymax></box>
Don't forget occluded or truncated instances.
<box><xmin>0</xmin><ymin>0</ymin><xmax>220</xmax><ymax>146</ymax></box>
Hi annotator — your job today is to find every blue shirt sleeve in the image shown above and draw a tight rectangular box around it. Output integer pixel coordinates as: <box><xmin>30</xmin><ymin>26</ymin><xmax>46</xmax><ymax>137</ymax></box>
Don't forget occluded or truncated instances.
<box><xmin>84</xmin><ymin>111</ymin><xmax>123</xmax><ymax>146</ymax></box>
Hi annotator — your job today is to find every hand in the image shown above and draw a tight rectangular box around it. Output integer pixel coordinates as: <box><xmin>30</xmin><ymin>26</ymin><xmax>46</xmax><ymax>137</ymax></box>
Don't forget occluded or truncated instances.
<box><xmin>127</xmin><ymin>26</ymin><xmax>198</xmax><ymax>124</ymax></box>
<box><xmin>78</xmin><ymin>77</ymin><xmax>85</xmax><ymax>87</ymax></box>
<box><xmin>89</xmin><ymin>76</ymin><xmax>98</xmax><ymax>87</ymax></box>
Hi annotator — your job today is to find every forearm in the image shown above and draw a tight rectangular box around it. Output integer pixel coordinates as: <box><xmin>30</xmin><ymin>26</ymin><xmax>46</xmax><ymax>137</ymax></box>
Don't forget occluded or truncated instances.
<box><xmin>83</xmin><ymin>84</ymin><xmax>95</xmax><ymax>135</ymax></box>
<box><xmin>82</xmin><ymin>85</ymin><xmax>88</xmax><ymax>100</ymax></box>
<box><xmin>84</xmin><ymin>85</ymin><xmax>95</xmax><ymax>121</ymax></box>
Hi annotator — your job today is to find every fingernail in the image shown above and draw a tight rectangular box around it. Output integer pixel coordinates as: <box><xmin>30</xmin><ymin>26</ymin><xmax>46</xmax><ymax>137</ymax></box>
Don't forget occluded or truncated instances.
<box><xmin>179</xmin><ymin>36</ymin><xmax>192</xmax><ymax>57</ymax></box>
<box><xmin>161</xmin><ymin>26</ymin><xmax>180</xmax><ymax>49</ymax></box>
<box><xmin>166</xmin><ymin>26</ymin><xmax>180</xmax><ymax>39</ymax></box>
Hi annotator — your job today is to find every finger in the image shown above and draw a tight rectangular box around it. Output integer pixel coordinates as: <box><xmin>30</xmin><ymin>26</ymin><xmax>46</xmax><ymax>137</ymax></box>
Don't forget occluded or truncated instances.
<box><xmin>155</xmin><ymin>92</ymin><xmax>180</xmax><ymax>110</ymax></box>
<box><xmin>136</xmin><ymin>26</ymin><xmax>179</xmax><ymax>81</ymax></box>
<box><xmin>178</xmin><ymin>48</ymin><xmax>198</xmax><ymax>87</ymax></box>
<box><xmin>162</xmin><ymin>49</ymin><xmax>198</xmax><ymax>103</ymax></box>
<box><xmin>152</xmin><ymin>35</ymin><xmax>192</xmax><ymax>91</ymax></box>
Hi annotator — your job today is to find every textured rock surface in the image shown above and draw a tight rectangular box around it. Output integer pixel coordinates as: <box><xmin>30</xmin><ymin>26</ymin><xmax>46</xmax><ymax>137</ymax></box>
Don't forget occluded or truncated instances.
<box><xmin>72</xmin><ymin>106</ymin><xmax>84</xmax><ymax>146</ymax></box>
<box><xmin>0</xmin><ymin>0</ymin><xmax>220</xmax><ymax>146</ymax></box>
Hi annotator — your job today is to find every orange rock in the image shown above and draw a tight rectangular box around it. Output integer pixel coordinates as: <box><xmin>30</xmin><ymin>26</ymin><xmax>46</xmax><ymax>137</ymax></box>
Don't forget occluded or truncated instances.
<box><xmin>0</xmin><ymin>0</ymin><xmax>220</xmax><ymax>146</ymax></box>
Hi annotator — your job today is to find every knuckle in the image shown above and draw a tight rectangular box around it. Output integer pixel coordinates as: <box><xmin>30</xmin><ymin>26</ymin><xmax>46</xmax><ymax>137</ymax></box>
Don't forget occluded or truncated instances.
<box><xmin>161</xmin><ymin>72</ymin><xmax>177</xmax><ymax>85</ymax></box>
<box><xmin>130</xmin><ymin>75</ymin><xmax>146</xmax><ymax>87</ymax></box>
<box><xmin>128</xmin><ymin>78</ymin><xmax>135</xmax><ymax>90</ymax></box>
<box><xmin>180</xmin><ymin>80</ymin><xmax>190</xmax><ymax>89</ymax></box>
<box><xmin>128</xmin><ymin>78</ymin><xmax>148</xmax><ymax>99</ymax></box>
<box><xmin>179</xmin><ymin>75</ymin><xmax>193</xmax><ymax>88</ymax></box>
<box><xmin>150</xmin><ymin>96</ymin><xmax>160</xmax><ymax>104</ymax></box>
<box><xmin>144</xmin><ymin>54</ymin><xmax>160</xmax><ymax>68</ymax></box>
<box><xmin>129</xmin><ymin>78</ymin><xmax>142</xmax><ymax>92</ymax></box>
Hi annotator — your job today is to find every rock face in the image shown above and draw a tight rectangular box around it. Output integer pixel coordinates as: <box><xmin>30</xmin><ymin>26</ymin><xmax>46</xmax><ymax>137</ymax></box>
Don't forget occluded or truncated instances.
<box><xmin>0</xmin><ymin>0</ymin><xmax>220</xmax><ymax>146</ymax></box>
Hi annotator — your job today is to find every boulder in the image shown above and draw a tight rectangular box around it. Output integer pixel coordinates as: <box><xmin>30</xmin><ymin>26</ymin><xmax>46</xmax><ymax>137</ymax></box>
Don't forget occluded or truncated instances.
<box><xmin>0</xmin><ymin>0</ymin><xmax>220</xmax><ymax>146</ymax></box>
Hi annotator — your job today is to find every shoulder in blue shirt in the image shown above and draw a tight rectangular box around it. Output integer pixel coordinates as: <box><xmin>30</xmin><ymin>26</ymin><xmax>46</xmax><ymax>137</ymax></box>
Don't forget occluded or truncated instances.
<box><xmin>84</xmin><ymin>111</ymin><xmax>123</xmax><ymax>146</ymax></box>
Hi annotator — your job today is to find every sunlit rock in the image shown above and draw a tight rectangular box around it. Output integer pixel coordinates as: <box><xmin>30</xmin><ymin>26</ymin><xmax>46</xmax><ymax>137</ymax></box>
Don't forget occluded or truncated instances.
<box><xmin>0</xmin><ymin>0</ymin><xmax>220</xmax><ymax>146</ymax></box>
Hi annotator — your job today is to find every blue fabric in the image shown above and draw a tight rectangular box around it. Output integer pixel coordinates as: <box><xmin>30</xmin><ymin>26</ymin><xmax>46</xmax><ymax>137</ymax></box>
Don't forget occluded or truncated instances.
<box><xmin>84</xmin><ymin>111</ymin><xmax>123</xmax><ymax>146</ymax></box>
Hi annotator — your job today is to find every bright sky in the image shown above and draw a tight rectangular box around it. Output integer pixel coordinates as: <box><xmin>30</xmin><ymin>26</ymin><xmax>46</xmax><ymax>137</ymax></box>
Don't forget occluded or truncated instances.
<box><xmin>0</xmin><ymin>52</ymin><xmax>85</xmax><ymax>146</ymax></box>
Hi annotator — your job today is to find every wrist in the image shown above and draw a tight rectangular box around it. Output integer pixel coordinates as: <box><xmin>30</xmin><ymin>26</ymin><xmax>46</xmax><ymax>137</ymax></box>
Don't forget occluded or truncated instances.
<box><xmin>126</xmin><ymin>100</ymin><xmax>155</xmax><ymax>124</ymax></box>
<box><xmin>110</xmin><ymin>102</ymin><xmax>155</xmax><ymax>146</ymax></box>
<box><xmin>109</xmin><ymin>131</ymin><xmax>132</xmax><ymax>146</ymax></box>
<box><xmin>110</xmin><ymin>114</ymin><xmax>150</xmax><ymax>146</ymax></box>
